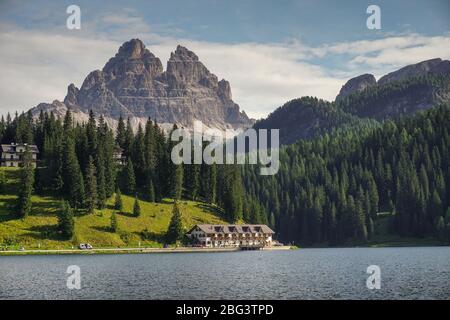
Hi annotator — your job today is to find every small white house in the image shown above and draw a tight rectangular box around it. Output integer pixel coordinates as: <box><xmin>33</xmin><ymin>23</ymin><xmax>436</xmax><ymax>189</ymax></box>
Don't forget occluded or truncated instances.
<box><xmin>186</xmin><ymin>224</ymin><xmax>275</xmax><ymax>248</ymax></box>
<box><xmin>0</xmin><ymin>143</ymin><xmax>39</xmax><ymax>167</ymax></box>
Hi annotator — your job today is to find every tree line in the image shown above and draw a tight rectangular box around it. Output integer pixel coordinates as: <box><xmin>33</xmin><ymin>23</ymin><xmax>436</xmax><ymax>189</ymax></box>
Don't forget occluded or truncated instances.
<box><xmin>0</xmin><ymin>110</ymin><xmax>252</xmax><ymax>227</ymax></box>
<box><xmin>243</xmin><ymin>105</ymin><xmax>450</xmax><ymax>244</ymax></box>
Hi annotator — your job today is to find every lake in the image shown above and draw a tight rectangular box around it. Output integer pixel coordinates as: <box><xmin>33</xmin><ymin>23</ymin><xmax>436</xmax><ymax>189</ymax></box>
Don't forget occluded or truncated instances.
<box><xmin>0</xmin><ymin>247</ymin><xmax>449</xmax><ymax>299</ymax></box>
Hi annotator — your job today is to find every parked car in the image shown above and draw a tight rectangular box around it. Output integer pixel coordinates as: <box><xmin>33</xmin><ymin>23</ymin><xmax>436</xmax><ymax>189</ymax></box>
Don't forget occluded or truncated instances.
<box><xmin>79</xmin><ymin>243</ymin><xmax>93</xmax><ymax>250</ymax></box>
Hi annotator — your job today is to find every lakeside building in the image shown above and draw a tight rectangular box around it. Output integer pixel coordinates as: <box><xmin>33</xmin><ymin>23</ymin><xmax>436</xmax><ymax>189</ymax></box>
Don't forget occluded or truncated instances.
<box><xmin>114</xmin><ymin>146</ymin><xmax>125</xmax><ymax>165</ymax></box>
<box><xmin>0</xmin><ymin>143</ymin><xmax>39</xmax><ymax>167</ymax></box>
<box><xmin>186</xmin><ymin>224</ymin><xmax>275</xmax><ymax>248</ymax></box>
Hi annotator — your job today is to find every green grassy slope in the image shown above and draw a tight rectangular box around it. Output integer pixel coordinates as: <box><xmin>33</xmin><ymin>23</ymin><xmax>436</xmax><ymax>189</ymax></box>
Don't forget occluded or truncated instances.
<box><xmin>0</xmin><ymin>168</ymin><xmax>227</xmax><ymax>250</ymax></box>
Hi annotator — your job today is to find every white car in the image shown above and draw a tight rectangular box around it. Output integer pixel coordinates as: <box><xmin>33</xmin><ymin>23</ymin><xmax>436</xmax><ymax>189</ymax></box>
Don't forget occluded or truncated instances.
<box><xmin>79</xmin><ymin>243</ymin><xmax>93</xmax><ymax>250</ymax></box>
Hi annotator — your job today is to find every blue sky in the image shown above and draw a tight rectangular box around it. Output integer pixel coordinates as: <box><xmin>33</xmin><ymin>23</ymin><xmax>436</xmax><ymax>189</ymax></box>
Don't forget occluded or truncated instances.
<box><xmin>0</xmin><ymin>0</ymin><xmax>449</xmax><ymax>118</ymax></box>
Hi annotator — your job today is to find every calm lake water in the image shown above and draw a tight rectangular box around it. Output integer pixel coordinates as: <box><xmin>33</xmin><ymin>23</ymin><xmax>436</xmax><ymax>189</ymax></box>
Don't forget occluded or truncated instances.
<box><xmin>0</xmin><ymin>247</ymin><xmax>449</xmax><ymax>299</ymax></box>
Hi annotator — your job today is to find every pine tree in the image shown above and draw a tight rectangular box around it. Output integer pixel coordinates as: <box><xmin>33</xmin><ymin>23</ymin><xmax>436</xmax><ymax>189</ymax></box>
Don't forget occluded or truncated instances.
<box><xmin>103</xmin><ymin>127</ymin><xmax>116</xmax><ymax>197</ymax></box>
<box><xmin>170</xmin><ymin>164</ymin><xmax>183</xmax><ymax>200</ymax></box>
<box><xmin>123</xmin><ymin>118</ymin><xmax>134</xmax><ymax>159</ymax></box>
<box><xmin>58</xmin><ymin>200</ymin><xmax>74</xmax><ymax>239</ymax></box>
<box><xmin>133</xmin><ymin>124</ymin><xmax>146</xmax><ymax>186</ymax></box>
<box><xmin>206</xmin><ymin>163</ymin><xmax>217</xmax><ymax>204</ymax></box>
<box><xmin>16</xmin><ymin>148</ymin><xmax>34</xmax><ymax>218</ymax></box>
<box><xmin>85</xmin><ymin>156</ymin><xmax>97</xmax><ymax>214</ymax></box>
<box><xmin>222</xmin><ymin>166</ymin><xmax>243</xmax><ymax>222</ymax></box>
<box><xmin>86</xmin><ymin>110</ymin><xmax>98</xmax><ymax>157</ymax></box>
<box><xmin>114</xmin><ymin>187</ymin><xmax>123</xmax><ymax>211</ymax></box>
<box><xmin>116</xmin><ymin>115</ymin><xmax>126</xmax><ymax>149</ymax></box>
<box><xmin>166</xmin><ymin>201</ymin><xmax>184</xmax><ymax>243</ymax></box>
<box><xmin>96</xmin><ymin>157</ymin><xmax>107</xmax><ymax>209</ymax></box>
<box><xmin>184</xmin><ymin>164</ymin><xmax>200</xmax><ymax>200</ymax></box>
<box><xmin>110</xmin><ymin>211</ymin><xmax>118</xmax><ymax>233</ymax></box>
<box><xmin>62</xmin><ymin>111</ymin><xmax>85</xmax><ymax>209</ymax></box>
<box><xmin>133</xmin><ymin>195</ymin><xmax>141</xmax><ymax>217</ymax></box>
<box><xmin>147</xmin><ymin>179</ymin><xmax>155</xmax><ymax>202</ymax></box>
<box><xmin>122</xmin><ymin>159</ymin><xmax>136</xmax><ymax>195</ymax></box>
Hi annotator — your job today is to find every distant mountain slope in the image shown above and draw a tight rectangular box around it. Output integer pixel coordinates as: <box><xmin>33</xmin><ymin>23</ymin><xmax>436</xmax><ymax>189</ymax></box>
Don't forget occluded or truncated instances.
<box><xmin>29</xmin><ymin>39</ymin><xmax>253</xmax><ymax>131</ymax></box>
<box><xmin>378</xmin><ymin>58</ymin><xmax>450</xmax><ymax>85</ymax></box>
<box><xmin>254</xmin><ymin>58</ymin><xmax>450</xmax><ymax>145</ymax></box>
<box><xmin>253</xmin><ymin>97</ymin><xmax>377</xmax><ymax>145</ymax></box>
<box><xmin>337</xmin><ymin>74</ymin><xmax>450</xmax><ymax>120</ymax></box>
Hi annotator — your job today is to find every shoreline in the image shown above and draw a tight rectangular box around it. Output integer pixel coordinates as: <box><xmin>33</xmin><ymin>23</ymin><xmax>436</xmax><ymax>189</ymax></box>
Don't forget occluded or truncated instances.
<box><xmin>0</xmin><ymin>245</ymin><xmax>293</xmax><ymax>256</ymax></box>
<box><xmin>1</xmin><ymin>243</ymin><xmax>449</xmax><ymax>256</ymax></box>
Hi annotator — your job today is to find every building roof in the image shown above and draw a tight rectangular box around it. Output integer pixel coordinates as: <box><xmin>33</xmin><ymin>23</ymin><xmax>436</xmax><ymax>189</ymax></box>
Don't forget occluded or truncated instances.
<box><xmin>188</xmin><ymin>224</ymin><xmax>275</xmax><ymax>235</ymax></box>
<box><xmin>1</xmin><ymin>143</ymin><xmax>39</xmax><ymax>153</ymax></box>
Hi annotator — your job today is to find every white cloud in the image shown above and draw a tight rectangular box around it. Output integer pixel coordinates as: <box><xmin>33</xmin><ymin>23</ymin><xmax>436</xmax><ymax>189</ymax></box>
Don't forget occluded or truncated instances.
<box><xmin>0</xmin><ymin>15</ymin><xmax>449</xmax><ymax>120</ymax></box>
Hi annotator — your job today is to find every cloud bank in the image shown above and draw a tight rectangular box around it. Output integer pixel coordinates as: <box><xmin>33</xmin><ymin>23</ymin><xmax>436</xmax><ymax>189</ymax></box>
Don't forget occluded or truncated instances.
<box><xmin>0</xmin><ymin>11</ymin><xmax>449</xmax><ymax>119</ymax></box>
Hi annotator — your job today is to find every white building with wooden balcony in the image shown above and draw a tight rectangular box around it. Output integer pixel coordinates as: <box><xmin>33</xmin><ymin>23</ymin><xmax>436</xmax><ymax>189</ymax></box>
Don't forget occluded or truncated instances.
<box><xmin>186</xmin><ymin>224</ymin><xmax>275</xmax><ymax>248</ymax></box>
<box><xmin>1</xmin><ymin>143</ymin><xmax>39</xmax><ymax>167</ymax></box>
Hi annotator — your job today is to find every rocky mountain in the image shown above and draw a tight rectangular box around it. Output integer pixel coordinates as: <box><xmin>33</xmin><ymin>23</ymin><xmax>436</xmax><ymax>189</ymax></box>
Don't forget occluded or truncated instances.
<box><xmin>335</xmin><ymin>74</ymin><xmax>376</xmax><ymax>101</ymax></box>
<box><xmin>30</xmin><ymin>39</ymin><xmax>253</xmax><ymax>132</ymax></box>
<box><xmin>378</xmin><ymin>58</ymin><xmax>450</xmax><ymax>85</ymax></box>
<box><xmin>255</xmin><ymin>58</ymin><xmax>450</xmax><ymax>145</ymax></box>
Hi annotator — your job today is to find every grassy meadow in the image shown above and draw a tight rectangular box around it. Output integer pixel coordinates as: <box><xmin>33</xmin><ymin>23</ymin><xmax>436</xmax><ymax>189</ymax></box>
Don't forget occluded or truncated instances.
<box><xmin>0</xmin><ymin>167</ymin><xmax>227</xmax><ymax>250</ymax></box>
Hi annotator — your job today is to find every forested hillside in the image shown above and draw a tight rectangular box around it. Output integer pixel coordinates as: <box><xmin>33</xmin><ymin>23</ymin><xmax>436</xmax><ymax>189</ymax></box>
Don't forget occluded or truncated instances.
<box><xmin>254</xmin><ymin>74</ymin><xmax>450</xmax><ymax>146</ymax></box>
<box><xmin>244</xmin><ymin>105</ymin><xmax>450</xmax><ymax>245</ymax></box>
<box><xmin>0</xmin><ymin>110</ymin><xmax>246</xmax><ymax>226</ymax></box>
<box><xmin>1</xmin><ymin>103</ymin><xmax>449</xmax><ymax>247</ymax></box>
<box><xmin>253</xmin><ymin>97</ymin><xmax>378</xmax><ymax>145</ymax></box>
<box><xmin>337</xmin><ymin>74</ymin><xmax>450</xmax><ymax>119</ymax></box>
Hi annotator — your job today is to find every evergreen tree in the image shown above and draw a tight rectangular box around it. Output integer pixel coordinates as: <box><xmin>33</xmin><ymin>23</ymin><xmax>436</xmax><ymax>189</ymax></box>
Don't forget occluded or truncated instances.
<box><xmin>123</xmin><ymin>118</ymin><xmax>134</xmax><ymax>158</ymax></box>
<box><xmin>170</xmin><ymin>164</ymin><xmax>183</xmax><ymax>200</ymax></box>
<box><xmin>133</xmin><ymin>195</ymin><xmax>141</xmax><ymax>217</ymax></box>
<box><xmin>122</xmin><ymin>159</ymin><xmax>136</xmax><ymax>195</ymax></box>
<box><xmin>58</xmin><ymin>200</ymin><xmax>74</xmax><ymax>239</ymax></box>
<box><xmin>85</xmin><ymin>156</ymin><xmax>97</xmax><ymax>214</ymax></box>
<box><xmin>184</xmin><ymin>164</ymin><xmax>200</xmax><ymax>200</ymax></box>
<box><xmin>147</xmin><ymin>179</ymin><xmax>155</xmax><ymax>202</ymax></box>
<box><xmin>114</xmin><ymin>187</ymin><xmax>123</xmax><ymax>211</ymax></box>
<box><xmin>116</xmin><ymin>115</ymin><xmax>126</xmax><ymax>149</ymax></box>
<box><xmin>62</xmin><ymin>111</ymin><xmax>85</xmax><ymax>209</ymax></box>
<box><xmin>86</xmin><ymin>110</ymin><xmax>98</xmax><ymax>157</ymax></box>
<box><xmin>16</xmin><ymin>148</ymin><xmax>34</xmax><ymax>218</ymax></box>
<box><xmin>166</xmin><ymin>201</ymin><xmax>184</xmax><ymax>243</ymax></box>
<box><xmin>110</xmin><ymin>211</ymin><xmax>118</xmax><ymax>233</ymax></box>
<box><xmin>222</xmin><ymin>166</ymin><xmax>243</xmax><ymax>222</ymax></box>
<box><xmin>96</xmin><ymin>157</ymin><xmax>107</xmax><ymax>209</ymax></box>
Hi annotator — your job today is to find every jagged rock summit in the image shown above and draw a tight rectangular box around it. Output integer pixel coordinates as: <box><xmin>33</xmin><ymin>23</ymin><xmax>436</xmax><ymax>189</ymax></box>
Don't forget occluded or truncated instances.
<box><xmin>30</xmin><ymin>39</ymin><xmax>253</xmax><ymax>131</ymax></box>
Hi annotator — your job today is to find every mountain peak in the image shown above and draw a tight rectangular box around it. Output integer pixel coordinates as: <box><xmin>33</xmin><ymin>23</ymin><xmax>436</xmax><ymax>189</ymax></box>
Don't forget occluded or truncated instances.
<box><xmin>102</xmin><ymin>38</ymin><xmax>163</xmax><ymax>77</ymax></box>
<box><xmin>170</xmin><ymin>45</ymin><xmax>199</xmax><ymax>61</ymax></box>
<box><xmin>378</xmin><ymin>58</ymin><xmax>445</xmax><ymax>85</ymax></box>
<box><xmin>116</xmin><ymin>38</ymin><xmax>147</xmax><ymax>59</ymax></box>
<box><xmin>336</xmin><ymin>73</ymin><xmax>376</xmax><ymax>101</ymax></box>
<box><xmin>29</xmin><ymin>38</ymin><xmax>252</xmax><ymax>131</ymax></box>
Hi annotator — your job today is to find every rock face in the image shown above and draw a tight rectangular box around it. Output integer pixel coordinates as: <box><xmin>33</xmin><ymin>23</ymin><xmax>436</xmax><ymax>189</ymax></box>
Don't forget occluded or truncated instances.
<box><xmin>335</xmin><ymin>74</ymin><xmax>376</xmax><ymax>101</ymax></box>
<box><xmin>378</xmin><ymin>58</ymin><xmax>449</xmax><ymax>85</ymax></box>
<box><xmin>30</xmin><ymin>39</ymin><xmax>253</xmax><ymax>131</ymax></box>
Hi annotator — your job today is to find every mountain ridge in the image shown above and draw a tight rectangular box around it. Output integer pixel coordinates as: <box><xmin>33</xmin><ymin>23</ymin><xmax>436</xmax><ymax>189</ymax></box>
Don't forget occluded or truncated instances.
<box><xmin>29</xmin><ymin>39</ymin><xmax>253</xmax><ymax>132</ymax></box>
<box><xmin>255</xmin><ymin>58</ymin><xmax>450</xmax><ymax>145</ymax></box>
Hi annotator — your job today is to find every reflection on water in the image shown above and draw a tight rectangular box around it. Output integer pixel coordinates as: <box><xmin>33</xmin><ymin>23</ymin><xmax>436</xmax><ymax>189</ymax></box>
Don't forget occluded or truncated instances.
<box><xmin>0</xmin><ymin>247</ymin><xmax>449</xmax><ymax>299</ymax></box>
